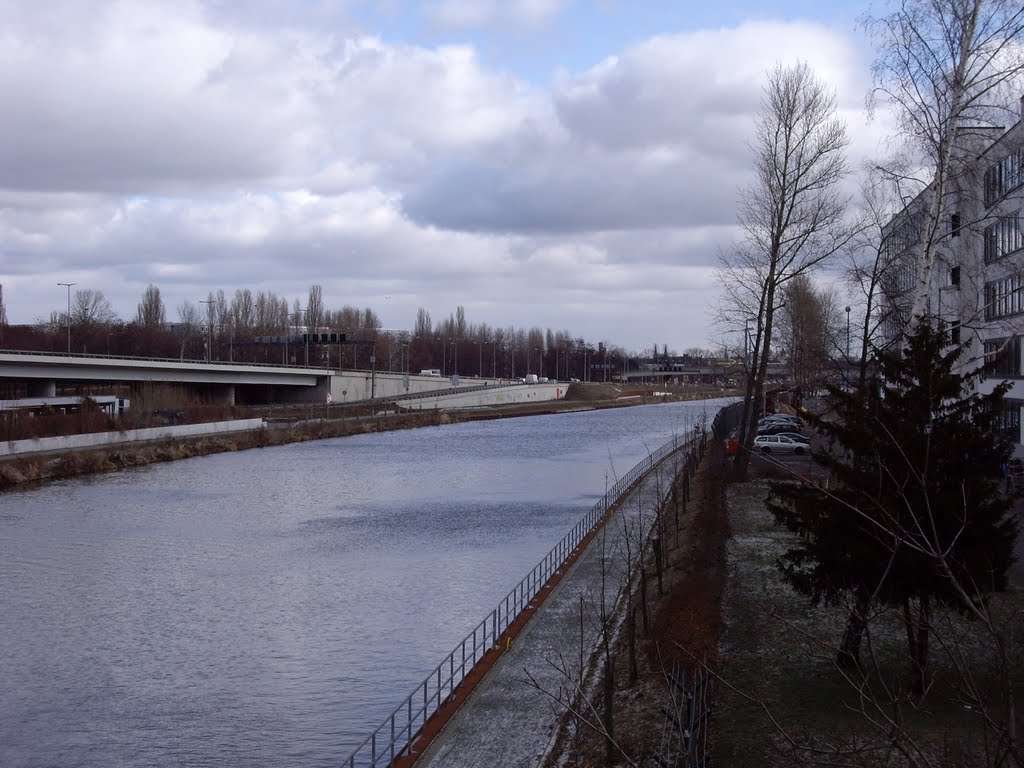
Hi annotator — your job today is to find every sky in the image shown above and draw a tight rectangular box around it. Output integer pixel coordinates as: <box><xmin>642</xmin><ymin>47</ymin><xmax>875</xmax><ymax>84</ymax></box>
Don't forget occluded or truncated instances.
<box><xmin>0</xmin><ymin>0</ymin><xmax>892</xmax><ymax>353</ymax></box>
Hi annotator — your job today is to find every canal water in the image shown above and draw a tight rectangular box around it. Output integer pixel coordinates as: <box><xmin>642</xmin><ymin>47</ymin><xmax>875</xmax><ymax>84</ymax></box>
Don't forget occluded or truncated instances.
<box><xmin>0</xmin><ymin>399</ymin><xmax>731</xmax><ymax>767</ymax></box>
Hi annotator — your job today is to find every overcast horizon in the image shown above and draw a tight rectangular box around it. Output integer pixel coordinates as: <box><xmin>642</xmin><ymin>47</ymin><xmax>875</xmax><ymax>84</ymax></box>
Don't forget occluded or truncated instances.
<box><xmin>1</xmin><ymin>0</ymin><xmax>893</xmax><ymax>353</ymax></box>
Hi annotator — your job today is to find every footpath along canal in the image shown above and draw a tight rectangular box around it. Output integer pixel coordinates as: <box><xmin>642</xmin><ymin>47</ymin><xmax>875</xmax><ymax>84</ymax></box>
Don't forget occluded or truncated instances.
<box><xmin>410</xmin><ymin>436</ymin><xmax>700</xmax><ymax>767</ymax></box>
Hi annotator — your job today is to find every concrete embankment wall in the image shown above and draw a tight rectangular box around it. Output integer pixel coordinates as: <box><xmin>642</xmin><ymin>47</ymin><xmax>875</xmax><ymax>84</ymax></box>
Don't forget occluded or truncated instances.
<box><xmin>0</xmin><ymin>419</ymin><xmax>266</xmax><ymax>458</ymax></box>
<box><xmin>328</xmin><ymin>372</ymin><xmax>501</xmax><ymax>403</ymax></box>
<box><xmin>396</xmin><ymin>382</ymin><xmax>566</xmax><ymax>410</ymax></box>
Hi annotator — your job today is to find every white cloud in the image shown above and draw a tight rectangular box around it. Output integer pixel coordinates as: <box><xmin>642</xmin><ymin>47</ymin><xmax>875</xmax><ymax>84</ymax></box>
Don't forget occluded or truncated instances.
<box><xmin>0</xmin><ymin>3</ymin><xmax>883</xmax><ymax>352</ymax></box>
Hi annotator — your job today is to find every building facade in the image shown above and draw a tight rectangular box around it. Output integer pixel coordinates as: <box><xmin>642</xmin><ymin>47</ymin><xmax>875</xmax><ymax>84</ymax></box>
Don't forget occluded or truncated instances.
<box><xmin>881</xmin><ymin>100</ymin><xmax>1024</xmax><ymax>456</ymax></box>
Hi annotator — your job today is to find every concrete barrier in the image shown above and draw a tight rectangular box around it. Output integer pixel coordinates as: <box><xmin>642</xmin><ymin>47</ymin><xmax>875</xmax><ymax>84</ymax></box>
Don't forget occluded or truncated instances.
<box><xmin>0</xmin><ymin>418</ymin><xmax>267</xmax><ymax>458</ymax></box>
<box><xmin>396</xmin><ymin>382</ymin><xmax>566</xmax><ymax>410</ymax></box>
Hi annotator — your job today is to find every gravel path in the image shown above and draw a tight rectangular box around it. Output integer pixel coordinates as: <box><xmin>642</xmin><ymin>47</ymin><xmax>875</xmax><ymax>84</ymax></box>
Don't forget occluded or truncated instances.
<box><xmin>415</xmin><ymin>448</ymin><xmax>690</xmax><ymax>768</ymax></box>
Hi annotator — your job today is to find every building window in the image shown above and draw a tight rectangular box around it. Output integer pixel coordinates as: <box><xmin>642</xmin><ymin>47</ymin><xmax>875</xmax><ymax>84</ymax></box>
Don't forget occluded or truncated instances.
<box><xmin>950</xmin><ymin>321</ymin><xmax>961</xmax><ymax>345</ymax></box>
<box><xmin>985</xmin><ymin>149</ymin><xmax>1024</xmax><ymax>207</ymax></box>
<box><xmin>950</xmin><ymin>212</ymin><xmax>961</xmax><ymax>237</ymax></box>
<box><xmin>984</xmin><ymin>337</ymin><xmax>1022</xmax><ymax>377</ymax></box>
<box><xmin>983</xmin><ymin>212</ymin><xmax>1024</xmax><ymax>263</ymax></box>
<box><xmin>995</xmin><ymin>399</ymin><xmax>1022</xmax><ymax>443</ymax></box>
<box><xmin>949</xmin><ymin>265</ymin><xmax>961</xmax><ymax>287</ymax></box>
<box><xmin>985</xmin><ymin>275</ymin><xmax>1024</xmax><ymax>320</ymax></box>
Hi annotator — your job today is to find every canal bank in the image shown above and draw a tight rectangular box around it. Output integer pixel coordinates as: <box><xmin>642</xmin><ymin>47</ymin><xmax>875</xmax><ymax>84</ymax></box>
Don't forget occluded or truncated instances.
<box><xmin>0</xmin><ymin>385</ymin><xmax>732</xmax><ymax>491</ymax></box>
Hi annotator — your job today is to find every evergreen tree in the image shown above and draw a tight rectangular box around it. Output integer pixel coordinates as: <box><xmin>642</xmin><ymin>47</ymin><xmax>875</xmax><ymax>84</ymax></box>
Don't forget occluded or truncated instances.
<box><xmin>768</xmin><ymin>321</ymin><xmax>1017</xmax><ymax>690</ymax></box>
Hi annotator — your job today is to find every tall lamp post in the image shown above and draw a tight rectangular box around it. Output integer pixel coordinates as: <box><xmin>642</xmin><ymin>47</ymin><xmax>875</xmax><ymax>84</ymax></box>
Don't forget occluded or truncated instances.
<box><xmin>57</xmin><ymin>282</ymin><xmax>76</xmax><ymax>353</ymax></box>
<box><xmin>295</xmin><ymin>307</ymin><xmax>309</xmax><ymax>366</ymax></box>
<box><xmin>200</xmin><ymin>299</ymin><xmax>215</xmax><ymax>361</ymax></box>
<box><xmin>845</xmin><ymin>306</ymin><xmax>851</xmax><ymax>360</ymax></box>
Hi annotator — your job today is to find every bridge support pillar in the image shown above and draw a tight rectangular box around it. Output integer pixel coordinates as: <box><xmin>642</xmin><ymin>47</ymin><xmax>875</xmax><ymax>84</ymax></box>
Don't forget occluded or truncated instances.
<box><xmin>214</xmin><ymin>384</ymin><xmax>236</xmax><ymax>406</ymax></box>
<box><xmin>27</xmin><ymin>380</ymin><xmax>57</xmax><ymax>398</ymax></box>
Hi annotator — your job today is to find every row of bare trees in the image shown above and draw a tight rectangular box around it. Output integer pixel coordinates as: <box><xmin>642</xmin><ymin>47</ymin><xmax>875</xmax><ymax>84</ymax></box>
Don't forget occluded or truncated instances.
<box><xmin>6</xmin><ymin>281</ymin><xmax>643</xmax><ymax>378</ymax></box>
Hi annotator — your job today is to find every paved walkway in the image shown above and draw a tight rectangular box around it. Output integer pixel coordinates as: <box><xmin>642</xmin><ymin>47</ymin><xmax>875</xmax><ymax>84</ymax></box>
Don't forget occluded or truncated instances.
<box><xmin>415</xmin><ymin>447</ymin><xmax>692</xmax><ymax>767</ymax></box>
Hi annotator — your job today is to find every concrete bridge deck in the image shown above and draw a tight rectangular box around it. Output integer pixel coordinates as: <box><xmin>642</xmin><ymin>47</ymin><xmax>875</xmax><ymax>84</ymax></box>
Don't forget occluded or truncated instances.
<box><xmin>0</xmin><ymin>350</ymin><xmax>567</xmax><ymax>408</ymax></box>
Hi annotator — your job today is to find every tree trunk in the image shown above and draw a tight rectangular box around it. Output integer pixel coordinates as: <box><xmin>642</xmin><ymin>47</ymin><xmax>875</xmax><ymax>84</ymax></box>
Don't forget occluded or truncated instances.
<box><xmin>640</xmin><ymin>566</ymin><xmax>650</xmax><ymax>634</ymax></box>
<box><xmin>902</xmin><ymin>596</ymin><xmax>931</xmax><ymax>696</ymax></box>
<box><xmin>911</xmin><ymin>595</ymin><xmax>930</xmax><ymax>696</ymax></box>
<box><xmin>603</xmin><ymin>655</ymin><xmax>615</xmax><ymax>768</ymax></box>
<box><xmin>628</xmin><ymin>605</ymin><xmax>638</xmax><ymax>685</ymax></box>
<box><xmin>837</xmin><ymin>586</ymin><xmax>870</xmax><ymax>671</ymax></box>
<box><xmin>653</xmin><ymin>535</ymin><xmax>664</xmax><ymax>597</ymax></box>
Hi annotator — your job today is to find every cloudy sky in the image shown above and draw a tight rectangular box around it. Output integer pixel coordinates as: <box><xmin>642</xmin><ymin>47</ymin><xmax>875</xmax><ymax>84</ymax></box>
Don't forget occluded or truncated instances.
<box><xmin>0</xmin><ymin>0</ymin><xmax>888</xmax><ymax>353</ymax></box>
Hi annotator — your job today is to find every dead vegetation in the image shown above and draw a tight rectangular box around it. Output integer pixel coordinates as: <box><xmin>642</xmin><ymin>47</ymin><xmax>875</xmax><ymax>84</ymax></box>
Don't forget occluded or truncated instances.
<box><xmin>544</xmin><ymin>437</ymin><xmax>728</xmax><ymax>767</ymax></box>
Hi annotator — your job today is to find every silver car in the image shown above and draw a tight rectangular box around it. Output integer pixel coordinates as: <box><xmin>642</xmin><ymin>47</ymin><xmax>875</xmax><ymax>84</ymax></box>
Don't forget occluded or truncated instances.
<box><xmin>754</xmin><ymin>434</ymin><xmax>807</xmax><ymax>455</ymax></box>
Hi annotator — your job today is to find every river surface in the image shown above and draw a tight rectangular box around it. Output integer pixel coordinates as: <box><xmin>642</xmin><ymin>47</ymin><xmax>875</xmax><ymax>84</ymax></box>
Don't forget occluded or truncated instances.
<box><xmin>0</xmin><ymin>399</ymin><xmax>731</xmax><ymax>767</ymax></box>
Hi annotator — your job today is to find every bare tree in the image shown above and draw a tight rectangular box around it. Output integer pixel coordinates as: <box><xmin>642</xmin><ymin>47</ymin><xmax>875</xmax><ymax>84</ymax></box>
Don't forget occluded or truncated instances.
<box><xmin>720</xmin><ymin>61</ymin><xmax>852</xmax><ymax>479</ymax></box>
<box><xmin>135</xmin><ymin>284</ymin><xmax>165</xmax><ymax>328</ymax></box>
<box><xmin>776</xmin><ymin>273</ymin><xmax>838</xmax><ymax>390</ymax></box>
<box><xmin>231</xmin><ymin>289</ymin><xmax>255</xmax><ymax>334</ymax></box>
<box><xmin>71</xmin><ymin>289</ymin><xmax>118</xmax><ymax>326</ymax></box>
<box><xmin>865</xmin><ymin>0</ymin><xmax>1024</xmax><ymax>324</ymax></box>
<box><xmin>176</xmin><ymin>301</ymin><xmax>202</xmax><ymax>360</ymax></box>
<box><xmin>306</xmin><ymin>284</ymin><xmax>324</xmax><ymax>333</ymax></box>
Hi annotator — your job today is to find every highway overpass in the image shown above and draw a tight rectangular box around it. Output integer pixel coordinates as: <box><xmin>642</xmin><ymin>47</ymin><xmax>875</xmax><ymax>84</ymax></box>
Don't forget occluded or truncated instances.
<box><xmin>0</xmin><ymin>350</ymin><xmax>531</xmax><ymax>407</ymax></box>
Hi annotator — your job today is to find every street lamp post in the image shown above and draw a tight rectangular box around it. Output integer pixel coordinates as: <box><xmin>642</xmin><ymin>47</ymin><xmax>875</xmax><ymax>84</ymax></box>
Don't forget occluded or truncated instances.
<box><xmin>57</xmin><ymin>282</ymin><xmax>76</xmax><ymax>353</ymax></box>
<box><xmin>297</xmin><ymin>307</ymin><xmax>309</xmax><ymax>366</ymax></box>
<box><xmin>744</xmin><ymin>317</ymin><xmax>752</xmax><ymax>368</ymax></box>
<box><xmin>200</xmin><ymin>299</ymin><xmax>215</xmax><ymax>361</ymax></box>
<box><xmin>845</xmin><ymin>306</ymin><xmax>851</xmax><ymax>359</ymax></box>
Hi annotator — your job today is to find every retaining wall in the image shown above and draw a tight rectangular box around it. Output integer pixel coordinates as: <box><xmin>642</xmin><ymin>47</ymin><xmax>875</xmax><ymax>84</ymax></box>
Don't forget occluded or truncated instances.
<box><xmin>0</xmin><ymin>419</ymin><xmax>267</xmax><ymax>458</ymax></box>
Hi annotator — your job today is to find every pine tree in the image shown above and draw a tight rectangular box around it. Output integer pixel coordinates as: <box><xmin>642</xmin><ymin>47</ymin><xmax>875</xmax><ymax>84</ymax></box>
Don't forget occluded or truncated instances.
<box><xmin>768</xmin><ymin>321</ymin><xmax>1017</xmax><ymax>689</ymax></box>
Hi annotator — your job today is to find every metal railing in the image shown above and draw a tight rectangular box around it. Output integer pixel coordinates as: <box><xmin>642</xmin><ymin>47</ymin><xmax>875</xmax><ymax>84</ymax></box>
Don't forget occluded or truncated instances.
<box><xmin>342</xmin><ymin>422</ymin><xmax>704</xmax><ymax>768</ymax></box>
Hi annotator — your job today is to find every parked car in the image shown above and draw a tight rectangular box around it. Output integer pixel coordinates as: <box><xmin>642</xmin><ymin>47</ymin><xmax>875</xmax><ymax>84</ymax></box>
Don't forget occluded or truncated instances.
<box><xmin>757</xmin><ymin>421</ymin><xmax>801</xmax><ymax>436</ymax></box>
<box><xmin>776</xmin><ymin>432</ymin><xmax>810</xmax><ymax>445</ymax></box>
<box><xmin>754</xmin><ymin>434</ymin><xmax>807</xmax><ymax>455</ymax></box>
<box><xmin>760</xmin><ymin>414</ymin><xmax>803</xmax><ymax>428</ymax></box>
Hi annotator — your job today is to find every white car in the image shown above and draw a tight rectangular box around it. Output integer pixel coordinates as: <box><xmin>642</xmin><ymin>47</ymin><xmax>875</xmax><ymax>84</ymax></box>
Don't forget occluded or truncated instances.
<box><xmin>754</xmin><ymin>434</ymin><xmax>807</xmax><ymax>455</ymax></box>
